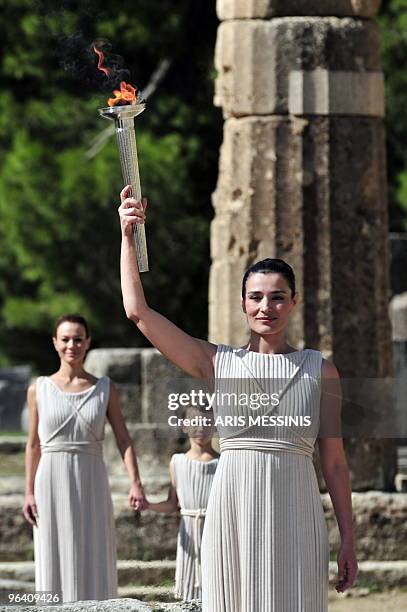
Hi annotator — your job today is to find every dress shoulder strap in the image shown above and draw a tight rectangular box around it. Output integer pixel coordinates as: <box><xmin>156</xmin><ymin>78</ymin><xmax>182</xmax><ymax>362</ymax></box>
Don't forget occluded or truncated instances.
<box><xmin>35</xmin><ymin>376</ymin><xmax>46</xmax><ymax>394</ymax></box>
<box><xmin>214</xmin><ymin>344</ymin><xmax>234</xmax><ymax>378</ymax></box>
<box><xmin>304</xmin><ymin>349</ymin><xmax>323</xmax><ymax>378</ymax></box>
<box><xmin>100</xmin><ymin>375</ymin><xmax>110</xmax><ymax>392</ymax></box>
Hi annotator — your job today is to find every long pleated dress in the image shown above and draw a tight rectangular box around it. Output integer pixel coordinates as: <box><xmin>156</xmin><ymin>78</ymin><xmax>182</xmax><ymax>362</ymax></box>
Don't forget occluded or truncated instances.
<box><xmin>201</xmin><ymin>345</ymin><xmax>329</xmax><ymax>612</ymax></box>
<box><xmin>33</xmin><ymin>376</ymin><xmax>118</xmax><ymax>603</ymax></box>
<box><xmin>171</xmin><ymin>453</ymin><xmax>219</xmax><ymax>602</ymax></box>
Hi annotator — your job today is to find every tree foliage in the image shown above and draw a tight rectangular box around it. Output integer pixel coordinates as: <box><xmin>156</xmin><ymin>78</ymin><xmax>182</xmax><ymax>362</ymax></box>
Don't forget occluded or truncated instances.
<box><xmin>0</xmin><ymin>0</ymin><xmax>221</xmax><ymax>370</ymax></box>
<box><xmin>0</xmin><ymin>1</ymin><xmax>406</xmax><ymax>370</ymax></box>
<box><xmin>378</xmin><ymin>0</ymin><xmax>407</xmax><ymax>229</ymax></box>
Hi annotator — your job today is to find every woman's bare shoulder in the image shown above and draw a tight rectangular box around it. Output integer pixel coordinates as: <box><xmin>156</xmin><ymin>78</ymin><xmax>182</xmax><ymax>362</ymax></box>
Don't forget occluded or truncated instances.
<box><xmin>27</xmin><ymin>380</ymin><xmax>39</xmax><ymax>404</ymax></box>
<box><xmin>321</xmin><ymin>358</ymin><xmax>340</xmax><ymax>379</ymax></box>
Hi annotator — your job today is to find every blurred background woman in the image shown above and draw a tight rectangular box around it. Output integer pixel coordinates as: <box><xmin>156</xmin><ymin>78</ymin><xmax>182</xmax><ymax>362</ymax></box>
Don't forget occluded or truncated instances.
<box><xmin>23</xmin><ymin>313</ymin><xmax>146</xmax><ymax>603</ymax></box>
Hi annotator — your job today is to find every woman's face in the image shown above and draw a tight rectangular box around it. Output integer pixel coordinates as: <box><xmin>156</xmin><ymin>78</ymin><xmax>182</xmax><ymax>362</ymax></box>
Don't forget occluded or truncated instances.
<box><xmin>242</xmin><ymin>272</ymin><xmax>298</xmax><ymax>336</ymax></box>
<box><xmin>52</xmin><ymin>322</ymin><xmax>91</xmax><ymax>366</ymax></box>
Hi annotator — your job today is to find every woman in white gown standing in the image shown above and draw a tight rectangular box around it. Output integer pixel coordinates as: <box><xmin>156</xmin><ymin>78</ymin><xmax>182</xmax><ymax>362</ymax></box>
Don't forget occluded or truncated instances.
<box><xmin>23</xmin><ymin>314</ymin><xmax>146</xmax><ymax>603</ymax></box>
<box><xmin>117</xmin><ymin>187</ymin><xmax>358</xmax><ymax>611</ymax></box>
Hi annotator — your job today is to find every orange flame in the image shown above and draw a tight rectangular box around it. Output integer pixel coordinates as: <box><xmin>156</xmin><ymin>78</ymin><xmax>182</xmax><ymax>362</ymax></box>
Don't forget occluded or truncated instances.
<box><xmin>93</xmin><ymin>46</ymin><xmax>110</xmax><ymax>77</ymax></box>
<box><xmin>108</xmin><ymin>81</ymin><xmax>138</xmax><ymax>106</ymax></box>
<box><xmin>94</xmin><ymin>45</ymin><xmax>138</xmax><ymax>106</ymax></box>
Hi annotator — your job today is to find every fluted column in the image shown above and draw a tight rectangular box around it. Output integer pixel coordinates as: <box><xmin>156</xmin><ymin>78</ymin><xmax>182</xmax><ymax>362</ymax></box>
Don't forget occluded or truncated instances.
<box><xmin>209</xmin><ymin>0</ymin><xmax>396</xmax><ymax>489</ymax></box>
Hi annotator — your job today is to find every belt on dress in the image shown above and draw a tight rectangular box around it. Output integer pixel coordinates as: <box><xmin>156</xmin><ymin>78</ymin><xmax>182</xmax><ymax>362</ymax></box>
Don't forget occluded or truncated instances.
<box><xmin>219</xmin><ymin>437</ymin><xmax>314</xmax><ymax>459</ymax></box>
<box><xmin>180</xmin><ymin>507</ymin><xmax>207</xmax><ymax>589</ymax></box>
<box><xmin>41</xmin><ymin>441</ymin><xmax>103</xmax><ymax>458</ymax></box>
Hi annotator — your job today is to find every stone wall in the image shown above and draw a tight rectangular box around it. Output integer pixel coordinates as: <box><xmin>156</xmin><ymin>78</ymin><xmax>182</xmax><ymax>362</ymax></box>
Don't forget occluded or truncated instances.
<box><xmin>2</xmin><ymin>489</ymin><xmax>407</xmax><ymax>563</ymax></box>
<box><xmin>0</xmin><ymin>367</ymin><xmax>31</xmax><ymax>431</ymax></box>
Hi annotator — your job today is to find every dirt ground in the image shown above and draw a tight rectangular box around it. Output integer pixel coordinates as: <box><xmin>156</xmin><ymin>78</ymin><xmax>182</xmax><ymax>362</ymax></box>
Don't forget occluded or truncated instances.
<box><xmin>329</xmin><ymin>589</ymin><xmax>407</xmax><ymax>611</ymax></box>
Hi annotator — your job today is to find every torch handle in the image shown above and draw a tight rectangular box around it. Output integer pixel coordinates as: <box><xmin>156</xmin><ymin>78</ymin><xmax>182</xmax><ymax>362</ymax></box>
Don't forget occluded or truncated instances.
<box><xmin>116</xmin><ymin>120</ymin><xmax>149</xmax><ymax>272</ymax></box>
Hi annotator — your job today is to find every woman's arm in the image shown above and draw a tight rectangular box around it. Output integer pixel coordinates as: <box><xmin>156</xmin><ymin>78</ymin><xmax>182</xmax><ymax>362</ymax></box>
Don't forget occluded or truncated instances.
<box><xmin>22</xmin><ymin>384</ymin><xmax>41</xmax><ymax>526</ymax></box>
<box><xmin>106</xmin><ymin>382</ymin><xmax>146</xmax><ymax>511</ymax></box>
<box><xmin>318</xmin><ymin>359</ymin><xmax>358</xmax><ymax>593</ymax></box>
<box><xmin>119</xmin><ymin>186</ymin><xmax>216</xmax><ymax>379</ymax></box>
<box><xmin>146</xmin><ymin>463</ymin><xmax>179</xmax><ymax>513</ymax></box>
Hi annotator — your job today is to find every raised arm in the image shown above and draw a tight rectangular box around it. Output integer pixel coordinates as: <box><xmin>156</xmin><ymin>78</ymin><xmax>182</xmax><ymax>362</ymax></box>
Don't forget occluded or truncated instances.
<box><xmin>318</xmin><ymin>359</ymin><xmax>358</xmax><ymax>593</ymax></box>
<box><xmin>22</xmin><ymin>383</ymin><xmax>41</xmax><ymax>526</ymax></box>
<box><xmin>119</xmin><ymin>185</ymin><xmax>216</xmax><ymax>379</ymax></box>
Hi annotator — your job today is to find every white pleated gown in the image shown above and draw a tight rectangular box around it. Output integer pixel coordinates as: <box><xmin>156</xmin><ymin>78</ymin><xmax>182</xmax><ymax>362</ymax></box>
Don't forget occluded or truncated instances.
<box><xmin>33</xmin><ymin>376</ymin><xmax>118</xmax><ymax>603</ymax></box>
<box><xmin>201</xmin><ymin>345</ymin><xmax>329</xmax><ymax>612</ymax></box>
<box><xmin>171</xmin><ymin>453</ymin><xmax>219</xmax><ymax>601</ymax></box>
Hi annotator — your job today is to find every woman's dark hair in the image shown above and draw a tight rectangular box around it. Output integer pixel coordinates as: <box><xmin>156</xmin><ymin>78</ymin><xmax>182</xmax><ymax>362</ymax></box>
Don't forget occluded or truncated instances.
<box><xmin>241</xmin><ymin>258</ymin><xmax>296</xmax><ymax>299</ymax></box>
<box><xmin>54</xmin><ymin>314</ymin><xmax>90</xmax><ymax>338</ymax></box>
<box><xmin>181</xmin><ymin>403</ymin><xmax>213</xmax><ymax>420</ymax></box>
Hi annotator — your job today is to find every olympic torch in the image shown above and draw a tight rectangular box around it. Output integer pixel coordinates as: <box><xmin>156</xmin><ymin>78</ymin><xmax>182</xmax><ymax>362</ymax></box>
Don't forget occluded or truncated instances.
<box><xmin>95</xmin><ymin>48</ymin><xmax>149</xmax><ymax>272</ymax></box>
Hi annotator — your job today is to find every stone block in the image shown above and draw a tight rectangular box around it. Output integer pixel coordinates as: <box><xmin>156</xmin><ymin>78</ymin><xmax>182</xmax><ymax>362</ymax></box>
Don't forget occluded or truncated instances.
<box><xmin>4</xmin><ymin>599</ymin><xmax>152</xmax><ymax>612</ymax></box>
<box><xmin>0</xmin><ymin>495</ymin><xmax>33</xmax><ymax>561</ymax></box>
<box><xmin>390</xmin><ymin>292</ymin><xmax>407</xmax><ymax>342</ymax></box>
<box><xmin>209</xmin><ymin>259</ymin><xmax>251</xmax><ymax>348</ymax></box>
<box><xmin>140</xmin><ymin>349</ymin><xmax>196</xmax><ymax>424</ymax></box>
<box><xmin>3</xmin><ymin>599</ymin><xmax>200</xmax><ymax>612</ymax></box>
<box><xmin>215</xmin><ymin>17</ymin><xmax>383</xmax><ymax>117</ymax></box>
<box><xmin>322</xmin><ymin>492</ymin><xmax>407</xmax><ymax>561</ymax></box>
<box><xmin>209</xmin><ymin>112</ymin><xmax>395</xmax><ymax>488</ymax></box>
<box><xmin>0</xmin><ymin>559</ymin><xmax>177</xmax><ymax>588</ymax></box>
<box><xmin>0</xmin><ymin>367</ymin><xmax>31</xmax><ymax>431</ymax></box>
<box><xmin>85</xmin><ymin>349</ymin><xmax>143</xmax><ymax>422</ymax></box>
<box><xmin>217</xmin><ymin>0</ymin><xmax>381</xmax><ymax>19</ymax></box>
<box><xmin>210</xmin><ymin>114</ymin><xmax>391</xmax><ymax>380</ymax></box>
<box><xmin>315</xmin><ymin>439</ymin><xmax>397</xmax><ymax>492</ymax></box>
<box><xmin>113</xmin><ymin>495</ymin><xmax>178</xmax><ymax>560</ymax></box>
<box><xmin>116</xmin><ymin>383</ymin><xmax>142</xmax><ymax>423</ymax></box>
<box><xmin>2</xmin><ymin>492</ymin><xmax>407</xmax><ymax>563</ymax></box>
<box><xmin>84</xmin><ymin>348</ymin><xmax>143</xmax><ymax>384</ymax></box>
<box><xmin>209</xmin><ymin>114</ymin><xmax>329</xmax><ymax>350</ymax></box>
<box><xmin>104</xmin><ymin>423</ymin><xmax>189</xmax><ymax>476</ymax></box>
<box><xmin>288</xmin><ymin>69</ymin><xmax>384</xmax><ymax>116</ymax></box>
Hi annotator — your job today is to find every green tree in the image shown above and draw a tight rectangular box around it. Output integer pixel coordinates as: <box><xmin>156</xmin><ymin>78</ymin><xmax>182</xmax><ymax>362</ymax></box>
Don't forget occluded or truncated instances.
<box><xmin>378</xmin><ymin>0</ymin><xmax>407</xmax><ymax>229</ymax></box>
<box><xmin>0</xmin><ymin>1</ymin><xmax>406</xmax><ymax>371</ymax></box>
<box><xmin>0</xmin><ymin>0</ymin><xmax>221</xmax><ymax>371</ymax></box>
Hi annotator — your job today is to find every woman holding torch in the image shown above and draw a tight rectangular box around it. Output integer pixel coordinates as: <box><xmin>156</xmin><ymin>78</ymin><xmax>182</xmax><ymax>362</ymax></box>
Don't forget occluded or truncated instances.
<box><xmin>119</xmin><ymin>186</ymin><xmax>358</xmax><ymax>612</ymax></box>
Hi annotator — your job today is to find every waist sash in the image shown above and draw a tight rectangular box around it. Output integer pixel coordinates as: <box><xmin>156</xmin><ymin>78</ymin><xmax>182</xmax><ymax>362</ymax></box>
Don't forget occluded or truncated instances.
<box><xmin>180</xmin><ymin>507</ymin><xmax>207</xmax><ymax>589</ymax></box>
<box><xmin>41</xmin><ymin>440</ymin><xmax>103</xmax><ymax>458</ymax></box>
<box><xmin>219</xmin><ymin>437</ymin><xmax>314</xmax><ymax>459</ymax></box>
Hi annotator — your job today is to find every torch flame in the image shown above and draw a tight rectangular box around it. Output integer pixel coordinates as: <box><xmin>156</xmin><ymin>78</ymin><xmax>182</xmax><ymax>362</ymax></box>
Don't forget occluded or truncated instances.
<box><xmin>108</xmin><ymin>81</ymin><xmax>138</xmax><ymax>106</ymax></box>
<box><xmin>94</xmin><ymin>45</ymin><xmax>138</xmax><ymax>106</ymax></box>
<box><xmin>93</xmin><ymin>46</ymin><xmax>110</xmax><ymax>77</ymax></box>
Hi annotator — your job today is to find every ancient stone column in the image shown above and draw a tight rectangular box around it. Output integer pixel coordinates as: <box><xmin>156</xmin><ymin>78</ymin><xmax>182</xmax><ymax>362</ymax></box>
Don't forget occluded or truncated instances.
<box><xmin>209</xmin><ymin>0</ymin><xmax>396</xmax><ymax>489</ymax></box>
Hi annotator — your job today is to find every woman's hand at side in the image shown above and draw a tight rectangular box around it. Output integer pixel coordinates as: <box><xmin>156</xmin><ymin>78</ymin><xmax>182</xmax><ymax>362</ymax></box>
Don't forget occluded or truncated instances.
<box><xmin>336</xmin><ymin>540</ymin><xmax>358</xmax><ymax>592</ymax></box>
<box><xmin>128</xmin><ymin>481</ymin><xmax>148</xmax><ymax>511</ymax></box>
<box><xmin>318</xmin><ymin>360</ymin><xmax>358</xmax><ymax>593</ymax></box>
<box><xmin>22</xmin><ymin>494</ymin><xmax>38</xmax><ymax>527</ymax></box>
<box><xmin>118</xmin><ymin>185</ymin><xmax>217</xmax><ymax>380</ymax></box>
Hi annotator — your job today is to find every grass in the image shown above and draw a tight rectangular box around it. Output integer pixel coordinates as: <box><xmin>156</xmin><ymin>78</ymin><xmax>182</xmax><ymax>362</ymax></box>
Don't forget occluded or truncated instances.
<box><xmin>353</xmin><ymin>578</ymin><xmax>384</xmax><ymax>594</ymax></box>
<box><xmin>122</xmin><ymin>579</ymin><xmax>174</xmax><ymax>588</ymax></box>
<box><xmin>0</xmin><ymin>452</ymin><xmax>25</xmax><ymax>477</ymax></box>
<box><xmin>0</xmin><ymin>431</ymin><xmax>26</xmax><ymax>438</ymax></box>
